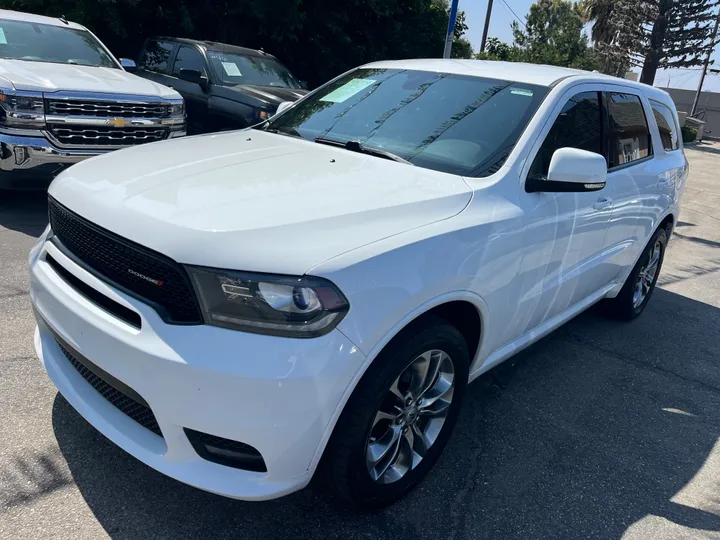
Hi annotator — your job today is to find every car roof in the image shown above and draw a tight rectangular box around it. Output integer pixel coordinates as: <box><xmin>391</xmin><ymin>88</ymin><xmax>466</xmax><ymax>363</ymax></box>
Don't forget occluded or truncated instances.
<box><xmin>154</xmin><ymin>37</ymin><xmax>274</xmax><ymax>59</ymax></box>
<box><xmin>362</xmin><ymin>59</ymin><xmax>673</xmax><ymax>102</ymax></box>
<box><xmin>0</xmin><ymin>9</ymin><xmax>86</xmax><ymax>30</ymax></box>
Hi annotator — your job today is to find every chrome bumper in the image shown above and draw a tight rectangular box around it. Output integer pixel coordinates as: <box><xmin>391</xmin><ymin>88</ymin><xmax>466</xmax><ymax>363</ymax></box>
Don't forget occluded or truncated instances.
<box><xmin>0</xmin><ymin>132</ymin><xmax>105</xmax><ymax>173</ymax></box>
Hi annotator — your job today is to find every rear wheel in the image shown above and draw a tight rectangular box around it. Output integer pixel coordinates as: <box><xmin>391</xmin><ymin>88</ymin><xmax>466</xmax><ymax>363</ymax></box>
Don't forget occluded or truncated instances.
<box><xmin>603</xmin><ymin>227</ymin><xmax>667</xmax><ymax>320</ymax></box>
<box><xmin>321</xmin><ymin>317</ymin><xmax>469</xmax><ymax>508</ymax></box>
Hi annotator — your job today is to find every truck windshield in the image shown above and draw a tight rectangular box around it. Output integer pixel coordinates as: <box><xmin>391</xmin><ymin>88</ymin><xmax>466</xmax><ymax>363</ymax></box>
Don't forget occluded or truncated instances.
<box><xmin>0</xmin><ymin>18</ymin><xmax>117</xmax><ymax>68</ymax></box>
<box><xmin>206</xmin><ymin>51</ymin><xmax>302</xmax><ymax>89</ymax></box>
<box><xmin>263</xmin><ymin>68</ymin><xmax>549</xmax><ymax>176</ymax></box>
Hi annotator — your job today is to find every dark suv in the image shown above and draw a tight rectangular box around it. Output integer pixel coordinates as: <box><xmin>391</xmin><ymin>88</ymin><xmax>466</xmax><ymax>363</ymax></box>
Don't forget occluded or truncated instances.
<box><xmin>133</xmin><ymin>37</ymin><xmax>308</xmax><ymax>133</ymax></box>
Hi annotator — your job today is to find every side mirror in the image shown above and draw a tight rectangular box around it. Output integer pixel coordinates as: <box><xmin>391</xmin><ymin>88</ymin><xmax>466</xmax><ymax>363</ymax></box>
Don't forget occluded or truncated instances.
<box><xmin>178</xmin><ymin>68</ymin><xmax>209</xmax><ymax>89</ymax></box>
<box><xmin>276</xmin><ymin>101</ymin><xmax>294</xmax><ymax>115</ymax></box>
<box><xmin>119</xmin><ymin>58</ymin><xmax>136</xmax><ymax>71</ymax></box>
<box><xmin>526</xmin><ymin>148</ymin><xmax>607</xmax><ymax>193</ymax></box>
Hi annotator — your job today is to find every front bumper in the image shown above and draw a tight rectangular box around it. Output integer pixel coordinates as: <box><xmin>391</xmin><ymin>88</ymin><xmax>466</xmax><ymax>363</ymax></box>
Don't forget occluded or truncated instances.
<box><xmin>29</xmin><ymin>236</ymin><xmax>365</xmax><ymax>500</ymax></box>
<box><xmin>0</xmin><ymin>132</ymin><xmax>103</xmax><ymax>189</ymax></box>
<box><xmin>0</xmin><ymin>126</ymin><xmax>186</xmax><ymax>189</ymax></box>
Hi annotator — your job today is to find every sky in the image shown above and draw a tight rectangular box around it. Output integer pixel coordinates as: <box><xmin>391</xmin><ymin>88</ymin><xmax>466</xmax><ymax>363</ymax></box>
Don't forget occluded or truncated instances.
<box><xmin>457</xmin><ymin>0</ymin><xmax>720</xmax><ymax>92</ymax></box>
<box><xmin>459</xmin><ymin>0</ymin><xmax>534</xmax><ymax>48</ymax></box>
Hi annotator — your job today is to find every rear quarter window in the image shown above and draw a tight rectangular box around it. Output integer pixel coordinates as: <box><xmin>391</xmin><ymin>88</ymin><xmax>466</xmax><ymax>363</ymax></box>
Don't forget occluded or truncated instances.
<box><xmin>650</xmin><ymin>100</ymin><xmax>680</xmax><ymax>151</ymax></box>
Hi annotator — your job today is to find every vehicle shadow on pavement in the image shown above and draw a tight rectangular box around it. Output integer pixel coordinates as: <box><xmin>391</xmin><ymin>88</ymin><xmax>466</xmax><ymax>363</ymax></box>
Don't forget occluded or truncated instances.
<box><xmin>0</xmin><ymin>191</ymin><xmax>48</xmax><ymax>237</ymax></box>
<box><xmin>50</xmin><ymin>289</ymin><xmax>720</xmax><ymax>540</ymax></box>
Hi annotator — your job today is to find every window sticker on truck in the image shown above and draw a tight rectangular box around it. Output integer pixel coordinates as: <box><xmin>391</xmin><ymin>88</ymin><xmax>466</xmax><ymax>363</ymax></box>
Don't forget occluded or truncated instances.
<box><xmin>221</xmin><ymin>62</ymin><xmax>241</xmax><ymax>76</ymax></box>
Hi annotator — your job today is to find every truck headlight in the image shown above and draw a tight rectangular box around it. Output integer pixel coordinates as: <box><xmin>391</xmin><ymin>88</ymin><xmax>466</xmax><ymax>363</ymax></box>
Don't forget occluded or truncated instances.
<box><xmin>187</xmin><ymin>266</ymin><xmax>349</xmax><ymax>338</ymax></box>
<box><xmin>168</xmin><ymin>101</ymin><xmax>185</xmax><ymax>117</ymax></box>
<box><xmin>0</xmin><ymin>89</ymin><xmax>45</xmax><ymax>128</ymax></box>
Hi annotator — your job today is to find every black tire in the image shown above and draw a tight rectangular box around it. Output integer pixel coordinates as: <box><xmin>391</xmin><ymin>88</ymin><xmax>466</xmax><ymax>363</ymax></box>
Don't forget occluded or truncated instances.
<box><xmin>603</xmin><ymin>227</ymin><xmax>668</xmax><ymax>320</ymax></box>
<box><xmin>320</xmin><ymin>315</ymin><xmax>469</xmax><ymax>509</ymax></box>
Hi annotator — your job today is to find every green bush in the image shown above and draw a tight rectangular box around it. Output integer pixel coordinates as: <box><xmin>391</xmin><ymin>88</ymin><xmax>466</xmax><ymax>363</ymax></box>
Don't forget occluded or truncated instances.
<box><xmin>682</xmin><ymin>126</ymin><xmax>698</xmax><ymax>143</ymax></box>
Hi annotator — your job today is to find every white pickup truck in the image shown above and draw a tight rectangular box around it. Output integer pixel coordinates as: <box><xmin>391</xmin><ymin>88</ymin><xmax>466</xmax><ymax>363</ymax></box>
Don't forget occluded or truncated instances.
<box><xmin>0</xmin><ymin>9</ymin><xmax>186</xmax><ymax>189</ymax></box>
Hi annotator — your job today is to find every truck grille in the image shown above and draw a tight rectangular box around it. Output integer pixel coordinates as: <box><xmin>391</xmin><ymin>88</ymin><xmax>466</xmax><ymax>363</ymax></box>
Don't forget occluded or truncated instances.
<box><xmin>47</xmin><ymin>99</ymin><xmax>168</xmax><ymax>118</ymax></box>
<box><xmin>48</xmin><ymin>196</ymin><xmax>203</xmax><ymax>324</ymax></box>
<box><xmin>48</xmin><ymin>125</ymin><xmax>168</xmax><ymax>147</ymax></box>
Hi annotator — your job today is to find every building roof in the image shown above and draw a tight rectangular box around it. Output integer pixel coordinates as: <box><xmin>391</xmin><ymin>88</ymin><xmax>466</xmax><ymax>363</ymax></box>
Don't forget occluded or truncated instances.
<box><xmin>0</xmin><ymin>9</ymin><xmax>86</xmax><ymax>30</ymax></box>
<box><xmin>155</xmin><ymin>37</ymin><xmax>272</xmax><ymax>59</ymax></box>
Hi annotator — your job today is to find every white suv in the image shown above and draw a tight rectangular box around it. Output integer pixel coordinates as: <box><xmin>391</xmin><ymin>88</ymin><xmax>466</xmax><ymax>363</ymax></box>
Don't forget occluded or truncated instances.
<box><xmin>29</xmin><ymin>60</ymin><xmax>686</xmax><ymax>507</ymax></box>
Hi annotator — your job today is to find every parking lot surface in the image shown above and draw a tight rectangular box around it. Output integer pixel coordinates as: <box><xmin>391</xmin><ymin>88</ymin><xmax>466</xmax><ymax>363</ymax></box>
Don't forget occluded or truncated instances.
<box><xmin>2</xmin><ymin>143</ymin><xmax>720</xmax><ymax>540</ymax></box>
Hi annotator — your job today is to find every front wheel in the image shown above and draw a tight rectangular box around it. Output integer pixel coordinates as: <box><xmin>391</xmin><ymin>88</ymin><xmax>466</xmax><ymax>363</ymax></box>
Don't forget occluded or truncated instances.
<box><xmin>321</xmin><ymin>317</ymin><xmax>469</xmax><ymax>508</ymax></box>
<box><xmin>603</xmin><ymin>227</ymin><xmax>668</xmax><ymax>320</ymax></box>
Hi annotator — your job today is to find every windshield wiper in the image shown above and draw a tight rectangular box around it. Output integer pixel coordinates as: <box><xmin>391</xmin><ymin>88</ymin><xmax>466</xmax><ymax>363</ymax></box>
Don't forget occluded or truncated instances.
<box><xmin>254</xmin><ymin>123</ymin><xmax>304</xmax><ymax>139</ymax></box>
<box><xmin>314</xmin><ymin>137</ymin><xmax>413</xmax><ymax>165</ymax></box>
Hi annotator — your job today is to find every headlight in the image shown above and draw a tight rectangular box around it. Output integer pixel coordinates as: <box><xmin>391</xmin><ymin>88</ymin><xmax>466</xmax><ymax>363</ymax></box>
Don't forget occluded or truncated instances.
<box><xmin>187</xmin><ymin>266</ymin><xmax>349</xmax><ymax>338</ymax></box>
<box><xmin>168</xmin><ymin>101</ymin><xmax>185</xmax><ymax>117</ymax></box>
<box><xmin>0</xmin><ymin>89</ymin><xmax>45</xmax><ymax>127</ymax></box>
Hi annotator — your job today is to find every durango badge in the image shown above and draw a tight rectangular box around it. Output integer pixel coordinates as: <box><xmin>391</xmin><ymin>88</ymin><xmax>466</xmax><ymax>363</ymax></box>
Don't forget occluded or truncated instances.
<box><xmin>127</xmin><ymin>268</ymin><xmax>164</xmax><ymax>286</ymax></box>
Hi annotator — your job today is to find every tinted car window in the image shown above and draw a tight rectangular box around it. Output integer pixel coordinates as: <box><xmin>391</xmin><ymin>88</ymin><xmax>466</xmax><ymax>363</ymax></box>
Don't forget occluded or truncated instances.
<box><xmin>650</xmin><ymin>100</ymin><xmax>680</xmax><ymax>151</ymax></box>
<box><xmin>172</xmin><ymin>46</ymin><xmax>206</xmax><ymax>77</ymax></box>
<box><xmin>607</xmin><ymin>93</ymin><xmax>652</xmax><ymax>168</ymax></box>
<box><xmin>139</xmin><ymin>40</ymin><xmax>174</xmax><ymax>74</ymax></box>
<box><xmin>262</xmin><ymin>68</ymin><xmax>549</xmax><ymax>176</ymax></box>
<box><xmin>206</xmin><ymin>51</ymin><xmax>302</xmax><ymax>88</ymax></box>
<box><xmin>530</xmin><ymin>91</ymin><xmax>603</xmax><ymax>177</ymax></box>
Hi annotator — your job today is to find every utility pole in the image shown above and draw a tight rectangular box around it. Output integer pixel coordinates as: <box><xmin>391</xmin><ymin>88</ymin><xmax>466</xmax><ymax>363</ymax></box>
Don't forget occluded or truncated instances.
<box><xmin>443</xmin><ymin>0</ymin><xmax>460</xmax><ymax>59</ymax></box>
<box><xmin>480</xmin><ymin>0</ymin><xmax>495</xmax><ymax>52</ymax></box>
<box><xmin>691</xmin><ymin>9</ymin><xmax>720</xmax><ymax>116</ymax></box>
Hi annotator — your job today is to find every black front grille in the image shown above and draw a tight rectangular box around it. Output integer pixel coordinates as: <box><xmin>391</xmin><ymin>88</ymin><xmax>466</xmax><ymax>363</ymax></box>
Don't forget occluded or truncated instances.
<box><xmin>47</xmin><ymin>99</ymin><xmax>168</xmax><ymax>118</ymax></box>
<box><xmin>48</xmin><ymin>196</ymin><xmax>202</xmax><ymax>324</ymax></box>
<box><xmin>48</xmin><ymin>125</ymin><xmax>168</xmax><ymax>147</ymax></box>
<box><xmin>54</xmin><ymin>336</ymin><xmax>162</xmax><ymax>437</ymax></box>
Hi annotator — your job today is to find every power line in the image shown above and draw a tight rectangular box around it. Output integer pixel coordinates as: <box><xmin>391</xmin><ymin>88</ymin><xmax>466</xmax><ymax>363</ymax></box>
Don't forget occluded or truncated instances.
<box><xmin>499</xmin><ymin>0</ymin><xmax>526</xmax><ymax>29</ymax></box>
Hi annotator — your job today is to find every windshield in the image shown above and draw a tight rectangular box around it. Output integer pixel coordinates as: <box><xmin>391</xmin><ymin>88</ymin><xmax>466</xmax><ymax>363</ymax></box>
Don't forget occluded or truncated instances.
<box><xmin>263</xmin><ymin>68</ymin><xmax>548</xmax><ymax>176</ymax></box>
<box><xmin>206</xmin><ymin>51</ymin><xmax>302</xmax><ymax>88</ymax></box>
<box><xmin>0</xmin><ymin>18</ymin><xmax>116</xmax><ymax>68</ymax></box>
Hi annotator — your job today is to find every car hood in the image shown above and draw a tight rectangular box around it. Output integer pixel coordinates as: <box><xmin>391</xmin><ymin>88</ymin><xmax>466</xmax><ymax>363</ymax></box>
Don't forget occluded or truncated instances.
<box><xmin>0</xmin><ymin>59</ymin><xmax>180</xmax><ymax>98</ymax></box>
<box><xmin>230</xmin><ymin>84</ymin><xmax>309</xmax><ymax>104</ymax></box>
<box><xmin>49</xmin><ymin>130</ymin><xmax>472</xmax><ymax>275</ymax></box>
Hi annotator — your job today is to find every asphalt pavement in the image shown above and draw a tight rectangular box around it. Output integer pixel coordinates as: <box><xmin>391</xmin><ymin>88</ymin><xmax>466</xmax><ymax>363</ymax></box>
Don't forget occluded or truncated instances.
<box><xmin>2</xmin><ymin>143</ymin><xmax>720</xmax><ymax>539</ymax></box>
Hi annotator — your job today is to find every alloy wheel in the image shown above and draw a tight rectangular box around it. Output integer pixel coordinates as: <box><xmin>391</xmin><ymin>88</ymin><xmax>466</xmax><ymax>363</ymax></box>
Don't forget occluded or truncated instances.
<box><xmin>365</xmin><ymin>349</ymin><xmax>455</xmax><ymax>484</ymax></box>
<box><xmin>633</xmin><ymin>239</ymin><xmax>662</xmax><ymax>308</ymax></box>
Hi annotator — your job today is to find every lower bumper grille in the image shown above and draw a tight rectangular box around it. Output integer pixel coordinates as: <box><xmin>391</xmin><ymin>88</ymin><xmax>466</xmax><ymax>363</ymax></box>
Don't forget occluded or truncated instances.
<box><xmin>48</xmin><ymin>125</ymin><xmax>168</xmax><ymax>147</ymax></box>
<box><xmin>53</xmin><ymin>335</ymin><xmax>162</xmax><ymax>438</ymax></box>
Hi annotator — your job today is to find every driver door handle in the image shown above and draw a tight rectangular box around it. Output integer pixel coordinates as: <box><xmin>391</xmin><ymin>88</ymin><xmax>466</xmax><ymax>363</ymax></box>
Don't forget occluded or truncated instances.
<box><xmin>593</xmin><ymin>197</ymin><xmax>613</xmax><ymax>210</ymax></box>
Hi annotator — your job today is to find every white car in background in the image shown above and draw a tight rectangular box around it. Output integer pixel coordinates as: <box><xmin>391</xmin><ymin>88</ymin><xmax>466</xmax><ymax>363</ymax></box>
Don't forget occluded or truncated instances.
<box><xmin>29</xmin><ymin>60</ymin><xmax>686</xmax><ymax>507</ymax></box>
<box><xmin>0</xmin><ymin>9</ymin><xmax>185</xmax><ymax>190</ymax></box>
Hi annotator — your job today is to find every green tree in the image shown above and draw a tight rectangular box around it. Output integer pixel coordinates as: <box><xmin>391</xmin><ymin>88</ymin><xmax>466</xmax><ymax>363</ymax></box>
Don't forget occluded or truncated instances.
<box><xmin>512</xmin><ymin>0</ymin><xmax>597</xmax><ymax>70</ymax></box>
<box><xmin>584</xmin><ymin>0</ymin><xmax>720</xmax><ymax>84</ymax></box>
<box><xmin>475</xmin><ymin>37</ymin><xmax>518</xmax><ymax>61</ymax></box>
<box><xmin>1</xmin><ymin>0</ymin><xmax>454</xmax><ymax>88</ymax></box>
<box><xmin>580</xmin><ymin>0</ymin><xmax>650</xmax><ymax>76</ymax></box>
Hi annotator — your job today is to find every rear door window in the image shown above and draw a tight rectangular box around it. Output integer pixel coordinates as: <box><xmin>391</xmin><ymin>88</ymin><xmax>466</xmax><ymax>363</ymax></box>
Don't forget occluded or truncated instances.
<box><xmin>139</xmin><ymin>40</ymin><xmax>174</xmax><ymax>75</ymax></box>
<box><xmin>650</xmin><ymin>100</ymin><xmax>680</xmax><ymax>151</ymax></box>
<box><xmin>530</xmin><ymin>91</ymin><xmax>604</xmax><ymax>177</ymax></box>
<box><xmin>607</xmin><ymin>93</ymin><xmax>652</xmax><ymax>168</ymax></box>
